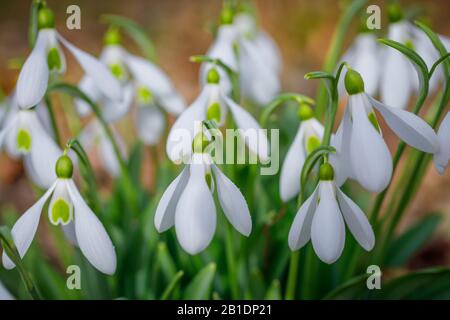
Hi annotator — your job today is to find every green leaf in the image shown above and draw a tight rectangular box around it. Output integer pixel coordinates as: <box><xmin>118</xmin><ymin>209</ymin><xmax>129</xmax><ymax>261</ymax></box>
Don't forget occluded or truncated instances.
<box><xmin>374</xmin><ymin>267</ymin><xmax>450</xmax><ymax>299</ymax></box>
<box><xmin>160</xmin><ymin>271</ymin><xmax>184</xmax><ymax>300</ymax></box>
<box><xmin>323</xmin><ymin>274</ymin><xmax>368</xmax><ymax>299</ymax></box>
<box><xmin>101</xmin><ymin>14</ymin><xmax>156</xmax><ymax>61</ymax></box>
<box><xmin>183</xmin><ymin>263</ymin><xmax>216</xmax><ymax>300</ymax></box>
<box><xmin>385</xmin><ymin>213</ymin><xmax>442</xmax><ymax>267</ymax></box>
<box><xmin>156</xmin><ymin>242</ymin><xmax>177</xmax><ymax>282</ymax></box>
<box><xmin>265</xmin><ymin>280</ymin><xmax>282</xmax><ymax>300</ymax></box>
<box><xmin>304</xmin><ymin>71</ymin><xmax>335</xmax><ymax>81</ymax></box>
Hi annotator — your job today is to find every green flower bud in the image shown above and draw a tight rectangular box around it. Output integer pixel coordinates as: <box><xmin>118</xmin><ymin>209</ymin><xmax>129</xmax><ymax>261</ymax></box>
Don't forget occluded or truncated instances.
<box><xmin>47</xmin><ymin>47</ymin><xmax>62</xmax><ymax>70</ymax></box>
<box><xmin>297</xmin><ymin>103</ymin><xmax>314</xmax><ymax>121</ymax></box>
<box><xmin>38</xmin><ymin>7</ymin><xmax>55</xmax><ymax>29</ymax></box>
<box><xmin>55</xmin><ymin>155</ymin><xmax>73</xmax><ymax>179</ymax></box>
<box><xmin>220</xmin><ymin>7</ymin><xmax>234</xmax><ymax>25</ymax></box>
<box><xmin>319</xmin><ymin>163</ymin><xmax>334</xmax><ymax>181</ymax></box>
<box><xmin>388</xmin><ymin>2</ymin><xmax>403</xmax><ymax>23</ymax></box>
<box><xmin>104</xmin><ymin>27</ymin><xmax>122</xmax><ymax>45</ymax></box>
<box><xmin>206</xmin><ymin>68</ymin><xmax>220</xmax><ymax>84</ymax></box>
<box><xmin>345</xmin><ymin>68</ymin><xmax>365</xmax><ymax>95</ymax></box>
<box><xmin>192</xmin><ymin>132</ymin><xmax>210</xmax><ymax>154</ymax></box>
<box><xmin>206</xmin><ymin>102</ymin><xmax>221</xmax><ymax>123</ymax></box>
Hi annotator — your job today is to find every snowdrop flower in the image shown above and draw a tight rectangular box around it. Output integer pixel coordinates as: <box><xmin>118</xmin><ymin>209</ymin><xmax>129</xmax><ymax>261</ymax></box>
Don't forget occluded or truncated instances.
<box><xmin>155</xmin><ymin>139</ymin><xmax>252</xmax><ymax>254</ymax></box>
<box><xmin>0</xmin><ymin>108</ymin><xmax>61</xmax><ymax>188</ymax></box>
<box><xmin>339</xmin><ymin>31</ymin><xmax>380</xmax><ymax>96</ymax></box>
<box><xmin>434</xmin><ymin>111</ymin><xmax>450</xmax><ymax>174</ymax></box>
<box><xmin>2</xmin><ymin>154</ymin><xmax>116</xmax><ymax>275</ymax></box>
<box><xmin>200</xmin><ymin>10</ymin><xmax>239</xmax><ymax>95</ymax></box>
<box><xmin>16</xmin><ymin>7</ymin><xmax>122</xmax><ymax>110</ymax></box>
<box><xmin>76</xmin><ymin>28</ymin><xmax>185</xmax><ymax>143</ymax></box>
<box><xmin>330</xmin><ymin>69</ymin><xmax>439</xmax><ymax>192</ymax></box>
<box><xmin>381</xmin><ymin>3</ymin><xmax>450</xmax><ymax>109</ymax></box>
<box><xmin>233</xmin><ymin>12</ymin><xmax>281</xmax><ymax>105</ymax></box>
<box><xmin>280</xmin><ymin>103</ymin><xmax>324</xmax><ymax>202</ymax></box>
<box><xmin>79</xmin><ymin>119</ymin><xmax>125</xmax><ymax>177</ymax></box>
<box><xmin>167</xmin><ymin>68</ymin><xmax>269</xmax><ymax>163</ymax></box>
<box><xmin>0</xmin><ymin>281</ymin><xmax>14</xmax><ymax>300</ymax></box>
<box><xmin>289</xmin><ymin>163</ymin><xmax>375</xmax><ymax>263</ymax></box>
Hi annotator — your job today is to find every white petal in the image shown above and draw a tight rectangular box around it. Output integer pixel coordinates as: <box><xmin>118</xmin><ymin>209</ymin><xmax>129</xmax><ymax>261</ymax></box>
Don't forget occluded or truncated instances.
<box><xmin>28</xmin><ymin>112</ymin><xmax>62</xmax><ymax>188</ymax></box>
<box><xmin>166</xmin><ymin>86</ymin><xmax>209</xmax><ymax>163</ymax></box>
<box><xmin>330</xmin><ymin>106</ymin><xmax>353</xmax><ymax>186</ymax></box>
<box><xmin>288</xmin><ymin>185</ymin><xmax>319</xmax><ymax>250</ymax></box>
<box><xmin>136</xmin><ymin>104</ymin><xmax>165</xmax><ymax>146</ymax></box>
<box><xmin>98</xmin><ymin>126</ymin><xmax>125</xmax><ymax>177</ymax></box>
<box><xmin>62</xmin><ymin>221</ymin><xmax>78</xmax><ymax>247</ymax></box>
<box><xmin>369</xmin><ymin>95</ymin><xmax>439</xmax><ymax>153</ymax></box>
<box><xmin>280</xmin><ymin>124</ymin><xmax>306</xmax><ymax>202</ymax></box>
<box><xmin>67</xmin><ymin>179</ymin><xmax>116</xmax><ymax>275</ymax></box>
<box><xmin>102</xmin><ymin>83</ymin><xmax>134</xmax><ymax>123</ymax></box>
<box><xmin>58</xmin><ymin>33</ymin><xmax>122</xmax><ymax>102</ymax></box>
<box><xmin>350</xmin><ymin>94</ymin><xmax>392</xmax><ymax>192</ymax></box>
<box><xmin>0</xmin><ymin>282</ymin><xmax>14</xmax><ymax>300</ymax></box>
<box><xmin>125</xmin><ymin>53</ymin><xmax>184</xmax><ymax>112</ymax></box>
<box><xmin>222</xmin><ymin>94</ymin><xmax>269</xmax><ymax>160</ymax></box>
<box><xmin>336</xmin><ymin>188</ymin><xmax>375</xmax><ymax>251</ymax></box>
<box><xmin>254</xmin><ymin>31</ymin><xmax>282</xmax><ymax>73</ymax></box>
<box><xmin>16</xmin><ymin>30</ymin><xmax>49</xmax><ymax>108</ymax></box>
<box><xmin>212</xmin><ymin>165</ymin><xmax>252</xmax><ymax>236</ymax></box>
<box><xmin>2</xmin><ymin>182</ymin><xmax>56</xmax><ymax>269</ymax></box>
<box><xmin>154</xmin><ymin>166</ymin><xmax>190</xmax><ymax>232</ymax></box>
<box><xmin>434</xmin><ymin>111</ymin><xmax>450</xmax><ymax>174</ymax></box>
<box><xmin>75</xmin><ymin>76</ymin><xmax>101</xmax><ymax>117</ymax></box>
<box><xmin>311</xmin><ymin>182</ymin><xmax>345</xmax><ymax>264</ymax></box>
<box><xmin>175</xmin><ymin>154</ymin><xmax>216</xmax><ymax>254</ymax></box>
<box><xmin>350</xmin><ymin>34</ymin><xmax>380</xmax><ymax>96</ymax></box>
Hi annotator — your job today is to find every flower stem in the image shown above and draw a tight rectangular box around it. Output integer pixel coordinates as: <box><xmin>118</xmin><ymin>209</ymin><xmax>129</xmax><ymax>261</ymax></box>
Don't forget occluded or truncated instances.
<box><xmin>44</xmin><ymin>94</ymin><xmax>62</xmax><ymax>147</ymax></box>
<box><xmin>315</xmin><ymin>0</ymin><xmax>368</xmax><ymax>117</ymax></box>
<box><xmin>0</xmin><ymin>226</ymin><xmax>42</xmax><ymax>300</ymax></box>
<box><xmin>285</xmin><ymin>251</ymin><xmax>300</xmax><ymax>300</ymax></box>
<box><xmin>225</xmin><ymin>223</ymin><xmax>239</xmax><ymax>299</ymax></box>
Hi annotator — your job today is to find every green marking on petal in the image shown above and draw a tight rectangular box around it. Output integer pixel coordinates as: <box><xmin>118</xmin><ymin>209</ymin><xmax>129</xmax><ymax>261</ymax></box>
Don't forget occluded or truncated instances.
<box><xmin>206</xmin><ymin>102</ymin><xmax>221</xmax><ymax>123</ymax></box>
<box><xmin>50</xmin><ymin>198</ymin><xmax>72</xmax><ymax>225</ymax></box>
<box><xmin>47</xmin><ymin>47</ymin><xmax>62</xmax><ymax>71</ymax></box>
<box><xmin>305</xmin><ymin>135</ymin><xmax>321</xmax><ymax>154</ymax></box>
<box><xmin>110</xmin><ymin>63</ymin><xmax>125</xmax><ymax>80</ymax></box>
<box><xmin>368</xmin><ymin>111</ymin><xmax>381</xmax><ymax>134</ymax></box>
<box><xmin>205</xmin><ymin>172</ymin><xmax>214</xmax><ymax>191</ymax></box>
<box><xmin>137</xmin><ymin>86</ymin><xmax>153</xmax><ymax>105</ymax></box>
<box><xmin>17</xmin><ymin>129</ymin><xmax>32</xmax><ymax>152</ymax></box>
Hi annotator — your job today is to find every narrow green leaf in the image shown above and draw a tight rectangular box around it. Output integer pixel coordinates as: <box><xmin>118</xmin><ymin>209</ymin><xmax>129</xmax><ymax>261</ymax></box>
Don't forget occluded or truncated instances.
<box><xmin>183</xmin><ymin>263</ymin><xmax>216</xmax><ymax>300</ymax></box>
<box><xmin>101</xmin><ymin>14</ymin><xmax>156</xmax><ymax>61</ymax></box>
<box><xmin>29</xmin><ymin>0</ymin><xmax>43</xmax><ymax>48</ymax></box>
<box><xmin>160</xmin><ymin>271</ymin><xmax>184</xmax><ymax>300</ymax></box>
<box><xmin>156</xmin><ymin>242</ymin><xmax>177</xmax><ymax>281</ymax></box>
<box><xmin>385</xmin><ymin>213</ymin><xmax>442</xmax><ymax>266</ymax></box>
<box><xmin>323</xmin><ymin>274</ymin><xmax>368</xmax><ymax>299</ymax></box>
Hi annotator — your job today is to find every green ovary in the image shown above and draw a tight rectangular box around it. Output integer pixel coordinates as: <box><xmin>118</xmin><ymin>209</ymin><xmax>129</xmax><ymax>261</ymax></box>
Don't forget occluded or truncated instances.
<box><xmin>47</xmin><ymin>47</ymin><xmax>62</xmax><ymax>71</ymax></box>
<box><xmin>17</xmin><ymin>129</ymin><xmax>32</xmax><ymax>152</ymax></box>
<box><xmin>305</xmin><ymin>135</ymin><xmax>321</xmax><ymax>154</ymax></box>
<box><xmin>50</xmin><ymin>198</ymin><xmax>72</xmax><ymax>225</ymax></box>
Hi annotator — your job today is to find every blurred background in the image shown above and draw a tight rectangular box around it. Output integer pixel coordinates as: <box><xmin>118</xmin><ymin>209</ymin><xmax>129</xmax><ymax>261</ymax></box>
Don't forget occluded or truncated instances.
<box><xmin>0</xmin><ymin>0</ymin><xmax>449</xmax><ymax>272</ymax></box>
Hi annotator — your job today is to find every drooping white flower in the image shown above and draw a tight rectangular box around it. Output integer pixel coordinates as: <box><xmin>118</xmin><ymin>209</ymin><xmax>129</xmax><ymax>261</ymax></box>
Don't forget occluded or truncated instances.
<box><xmin>79</xmin><ymin>120</ymin><xmax>126</xmax><ymax>177</ymax></box>
<box><xmin>0</xmin><ymin>108</ymin><xmax>61</xmax><ymax>188</ymax></box>
<box><xmin>233</xmin><ymin>13</ymin><xmax>281</xmax><ymax>105</ymax></box>
<box><xmin>2</xmin><ymin>154</ymin><xmax>116</xmax><ymax>275</ymax></box>
<box><xmin>289</xmin><ymin>163</ymin><xmax>375</xmax><ymax>264</ymax></box>
<box><xmin>339</xmin><ymin>32</ymin><xmax>380</xmax><ymax>96</ymax></box>
<box><xmin>16</xmin><ymin>7</ymin><xmax>122</xmax><ymax>110</ymax></box>
<box><xmin>200</xmin><ymin>11</ymin><xmax>281</xmax><ymax>105</ymax></box>
<box><xmin>380</xmin><ymin>5</ymin><xmax>449</xmax><ymax>109</ymax></box>
<box><xmin>155</xmin><ymin>151</ymin><xmax>252</xmax><ymax>254</ymax></box>
<box><xmin>331</xmin><ymin>69</ymin><xmax>439</xmax><ymax>192</ymax></box>
<box><xmin>75</xmin><ymin>30</ymin><xmax>186</xmax><ymax>144</ymax></box>
<box><xmin>0</xmin><ymin>281</ymin><xmax>14</xmax><ymax>300</ymax></box>
<box><xmin>280</xmin><ymin>104</ymin><xmax>324</xmax><ymax>202</ymax></box>
<box><xmin>434</xmin><ymin>111</ymin><xmax>450</xmax><ymax>174</ymax></box>
<box><xmin>166</xmin><ymin>68</ymin><xmax>269</xmax><ymax>164</ymax></box>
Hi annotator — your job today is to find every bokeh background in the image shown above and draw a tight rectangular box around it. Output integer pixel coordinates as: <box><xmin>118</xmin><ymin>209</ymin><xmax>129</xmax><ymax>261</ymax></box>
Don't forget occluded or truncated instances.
<box><xmin>0</xmin><ymin>0</ymin><xmax>449</xmax><ymax>270</ymax></box>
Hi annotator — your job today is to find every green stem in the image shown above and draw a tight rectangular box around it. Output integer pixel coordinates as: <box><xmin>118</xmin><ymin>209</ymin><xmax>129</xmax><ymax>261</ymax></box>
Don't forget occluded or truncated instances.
<box><xmin>285</xmin><ymin>251</ymin><xmax>300</xmax><ymax>300</ymax></box>
<box><xmin>0</xmin><ymin>227</ymin><xmax>42</xmax><ymax>300</ymax></box>
<box><xmin>44</xmin><ymin>94</ymin><xmax>62</xmax><ymax>147</ymax></box>
<box><xmin>225</xmin><ymin>223</ymin><xmax>239</xmax><ymax>299</ymax></box>
<box><xmin>315</xmin><ymin>0</ymin><xmax>368</xmax><ymax>117</ymax></box>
